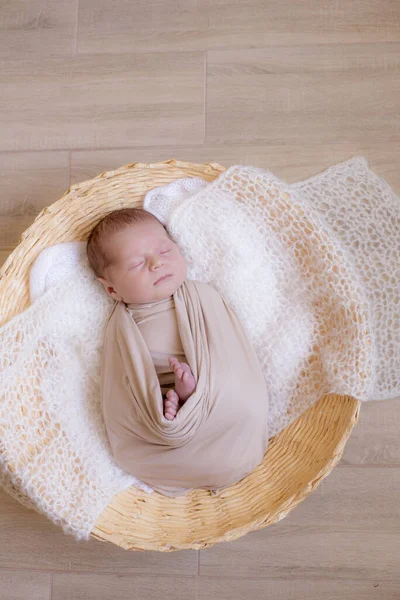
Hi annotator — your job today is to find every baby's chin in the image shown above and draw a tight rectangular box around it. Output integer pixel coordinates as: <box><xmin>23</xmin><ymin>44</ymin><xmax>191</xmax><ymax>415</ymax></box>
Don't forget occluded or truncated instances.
<box><xmin>124</xmin><ymin>275</ymin><xmax>186</xmax><ymax>304</ymax></box>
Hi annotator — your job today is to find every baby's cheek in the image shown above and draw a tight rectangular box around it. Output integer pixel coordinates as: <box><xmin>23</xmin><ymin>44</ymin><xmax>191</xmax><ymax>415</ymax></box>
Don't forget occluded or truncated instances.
<box><xmin>181</xmin><ymin>260</ymin><xmax>188</xmax><ymax>280</ymax></box>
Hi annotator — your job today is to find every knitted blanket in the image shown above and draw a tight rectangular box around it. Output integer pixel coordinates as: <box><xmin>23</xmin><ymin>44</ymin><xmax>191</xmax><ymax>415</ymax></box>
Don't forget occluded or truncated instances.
<box><xmin>0</xmin><ymin>156</ymin><xmax>398</xmax><ymax>541</ymax></box>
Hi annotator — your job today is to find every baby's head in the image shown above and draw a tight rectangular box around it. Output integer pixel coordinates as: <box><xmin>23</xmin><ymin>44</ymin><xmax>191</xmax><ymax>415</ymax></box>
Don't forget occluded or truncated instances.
<box><xmin>86</xmin><ymin>208</ymin><xmax>187</xmax><ymax>305</ymax></box>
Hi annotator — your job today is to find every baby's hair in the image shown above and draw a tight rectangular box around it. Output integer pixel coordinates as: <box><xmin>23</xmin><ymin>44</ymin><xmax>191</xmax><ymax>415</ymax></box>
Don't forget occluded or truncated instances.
<box><xmin>86</xmin><ymin>207</ymin><xmax>162</xmax><ymax>278</ymax></box>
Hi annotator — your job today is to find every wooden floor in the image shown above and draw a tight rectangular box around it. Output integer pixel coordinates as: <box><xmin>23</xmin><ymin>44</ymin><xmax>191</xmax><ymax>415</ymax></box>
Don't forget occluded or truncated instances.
<box><xmin>1</xmin><ymin>1</ymin><xmax>400</xmax><ymax>598</ymax></box>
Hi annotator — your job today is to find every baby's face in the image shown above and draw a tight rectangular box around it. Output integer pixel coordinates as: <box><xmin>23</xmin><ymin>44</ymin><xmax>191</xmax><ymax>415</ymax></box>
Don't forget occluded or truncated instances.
<box><xmin>98</xmin><ymin>221</ymin><xmax>187</xmax><ymax>304</ymax></box>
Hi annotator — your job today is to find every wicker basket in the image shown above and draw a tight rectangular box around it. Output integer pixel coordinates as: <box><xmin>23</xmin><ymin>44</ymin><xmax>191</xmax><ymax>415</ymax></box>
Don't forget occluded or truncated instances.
<box><xmin>0</xmin><ymin>159</ymin><xmax>360</xmax><ymax>551</ymax></box>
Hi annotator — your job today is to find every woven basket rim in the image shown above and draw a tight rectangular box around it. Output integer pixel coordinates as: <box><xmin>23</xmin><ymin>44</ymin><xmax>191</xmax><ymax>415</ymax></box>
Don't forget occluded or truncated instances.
<box><xmin>0</xmin><ymin>159</ymin><xmax>361</xmax><ymax>552</ymax></box>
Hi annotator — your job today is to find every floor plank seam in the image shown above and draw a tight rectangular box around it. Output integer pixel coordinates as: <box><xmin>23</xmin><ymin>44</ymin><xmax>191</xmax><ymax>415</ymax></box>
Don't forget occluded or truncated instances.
<box><xmin>0</xmin><ymin>566</ymin><xmax>199</xmax><ymax>577</ymax></box>
<box><xmin>1</xmin><ymin>140</ymin><xmax>398</xmax><ymax>158</ymax></box>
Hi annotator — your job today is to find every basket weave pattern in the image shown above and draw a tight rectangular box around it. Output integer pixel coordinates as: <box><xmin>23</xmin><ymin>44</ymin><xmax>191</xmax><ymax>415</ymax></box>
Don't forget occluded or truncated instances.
<box><xmin>0</xmin><ymin>160</ymin><xmax>360</xmax><ymax>551</ymax></box>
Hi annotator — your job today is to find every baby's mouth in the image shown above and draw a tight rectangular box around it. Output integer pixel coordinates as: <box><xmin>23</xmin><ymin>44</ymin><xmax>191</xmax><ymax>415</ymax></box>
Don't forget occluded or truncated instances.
<box><xmin>154</xmin><ymin>274</ymin><xmax>172</xmax><ymax>285</ymax></box>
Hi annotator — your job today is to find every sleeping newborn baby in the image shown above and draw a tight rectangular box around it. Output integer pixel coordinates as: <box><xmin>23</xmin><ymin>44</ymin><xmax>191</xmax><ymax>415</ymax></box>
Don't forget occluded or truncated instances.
<box><xmin>88</xmin><ymin>207</ymin><xmax>196</xmax><ymax>421</ymax></box>
<box><xmin>87</xmin><ymin>207</ymin><xmax>269</xmax><ymax>496</ymax></box>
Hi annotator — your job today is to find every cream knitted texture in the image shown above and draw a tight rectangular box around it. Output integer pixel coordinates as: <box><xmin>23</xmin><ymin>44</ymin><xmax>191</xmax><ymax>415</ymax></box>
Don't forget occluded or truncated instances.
<box><xmin>145</xmin><ymin>156</ymin><xmax>399</xmax><ymax>435</ymax></box>
<box><xmin>0</xmin><ymin>262</ymin><xmax>152</xmax><ymax>540</ymax></box>
<box><xmin>292</xmin><ymin>160</ymin><xmax>400</xmax><ymax>400</ymax></box>
<box><xmin>0</xmin><ymin>156</ymin><xmax>398</xmax><ymax>540</ymax></box>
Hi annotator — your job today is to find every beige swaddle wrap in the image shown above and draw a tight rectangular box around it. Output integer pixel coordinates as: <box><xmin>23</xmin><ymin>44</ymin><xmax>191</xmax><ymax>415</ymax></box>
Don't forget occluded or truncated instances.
<box><xmin>101</xmin><ymin>279</ymin><xmax>269</xmax><ymax>497</ymax></box>
<box><xmin>125</xmin><ymin>294</ymin><xmax>187</xmax><ymax>398</ymax></box>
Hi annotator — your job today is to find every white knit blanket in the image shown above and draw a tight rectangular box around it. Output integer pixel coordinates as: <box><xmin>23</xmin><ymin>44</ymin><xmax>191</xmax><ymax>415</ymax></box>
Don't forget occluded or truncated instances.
<box><xmin>0</xmin><ymin>156</ymin><xmax>399</xmax><ymax>541</ymax></box>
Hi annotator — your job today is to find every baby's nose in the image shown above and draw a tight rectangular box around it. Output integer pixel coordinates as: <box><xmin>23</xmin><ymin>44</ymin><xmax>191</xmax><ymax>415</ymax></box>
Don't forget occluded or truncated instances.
<box><xmin>150</xmin><ymin>258</ymin><xmax>163</xmax><ymax>271</ymax></box>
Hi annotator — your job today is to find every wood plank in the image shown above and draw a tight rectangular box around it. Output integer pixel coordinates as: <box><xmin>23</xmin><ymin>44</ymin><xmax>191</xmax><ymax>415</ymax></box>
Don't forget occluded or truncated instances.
<box><xmin>199</xmin><ymin>467</ymin><xmax>400</xmax><ymax>580</ymax></box>
<box><xmin>0</xmin><ymin>151</ymin><xmax>67</xmax><ymax>249</ymax></box>
<box><xmin>341</xmin><ymin>398</ymin><xmax>400</xmax><ymax>466</ymax></box>
<box><xmin>52</xmin><ymin>573</ymin><xmax>196</xmax><ymax>600</ymax></box>
<box><xmin>78</xmin><ymin>0</ymin><xmax>400</xmax><ymax>54</ymax></box>
<box><xmin>206</xmin><ymin>44</ymin><xmax>400</xmax><ymax>144</ymax></box>
<box><xmin>0</xmin><ymin>492</ymin><xmax>198</xmax><ymax>574</ymax></box>
<box><xmin>0</xmin><ymin>249</ymin><xmax>12</xmax><ymax>268</ymax></box>
<box><xmin>0</xmin><ymin>151</ymin><xmax>69</xmax><ymax>217</ymax></box>
<box><xmin>198</xmin><ymin>577</ymin><xmax>399</xmax><ymax>600</ymax></box>
<box><xmin>0</xmin><ymin>215</ymin><xmax>42</xmax><ymax>248</ymax></box>
<box><xmin>0</xmin><ymin>53</ymin><xmax>204</xmax><ymax>152</ymax></box>
<box><xmin>0</xmin><ymin>0</ymin><xmax>78</xmax><ymax>59</ymax></box>
<box><xmin>0</xmin><ymin>570</ymin><xmax>50</xmax><ymax>600</ymax></box>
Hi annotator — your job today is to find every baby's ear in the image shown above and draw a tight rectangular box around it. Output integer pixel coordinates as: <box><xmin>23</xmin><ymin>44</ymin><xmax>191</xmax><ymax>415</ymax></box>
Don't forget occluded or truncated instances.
<box><xmin>97</xmin><ymin>276</ymin><xmax>108</xmax><ymax>289</ymax></box>
<box><xmin>97</xmin><ymin>277</ymin><xmax>123</xmax><ymax>302</ymax></box>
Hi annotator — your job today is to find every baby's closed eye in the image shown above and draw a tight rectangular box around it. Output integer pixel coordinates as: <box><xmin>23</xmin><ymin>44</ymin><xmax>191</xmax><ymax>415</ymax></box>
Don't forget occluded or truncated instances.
<box><xmin>129</xmin><ymin>261</ymin><xmax>145</xmax><ymax>270</ymax></box>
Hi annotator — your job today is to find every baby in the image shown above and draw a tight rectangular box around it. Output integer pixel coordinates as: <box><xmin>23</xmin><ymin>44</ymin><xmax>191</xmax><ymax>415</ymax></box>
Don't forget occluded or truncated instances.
<box><xmin>87</xmin><ymin>207</ymin><xmax>197</xmax><ymax>421</ymax></box>
<box><xmin>87</xmin><ymin>206</ymin><xmax>269</xmax><ymax>496</ymax></box>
